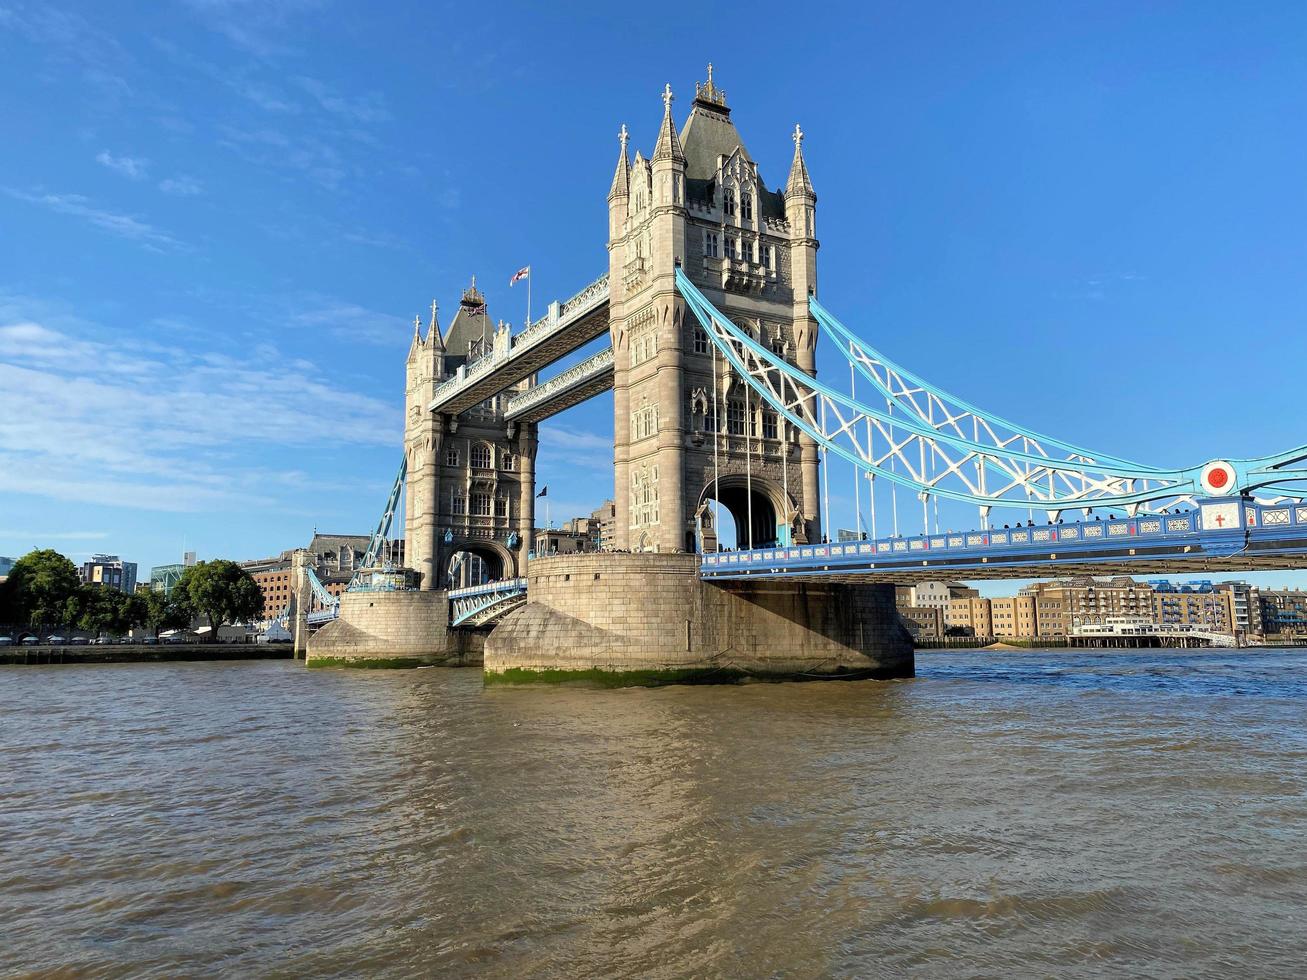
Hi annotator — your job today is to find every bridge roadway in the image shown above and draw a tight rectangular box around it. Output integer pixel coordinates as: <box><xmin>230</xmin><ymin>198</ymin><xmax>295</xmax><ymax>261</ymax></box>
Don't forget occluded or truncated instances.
<box><xmin>700</xmin><ymin>498</ymin><xmax>1307</xmax><ymax>584</ymax></box>
<box><xmin>428</xmin><ymin>274</ymin><xmax>610</xmax><ymax>417</ymax></box>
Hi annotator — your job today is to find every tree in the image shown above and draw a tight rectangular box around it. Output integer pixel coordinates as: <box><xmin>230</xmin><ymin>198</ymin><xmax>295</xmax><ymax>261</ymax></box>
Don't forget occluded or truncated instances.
<box><xmin>1</xmin><ymin>550</ymin><xmax>81</xmax><ymax>632</ymax></box>
<box><xmin>71</xmin><ymin>585</ymin><xmax>148</xmax><ymax>637</ymax></box>
<box><xmin>143</xmin><ymin>588</ymin><xmax>191</xmax><ymax>639</ymax></box>
<box><xmin>176</xmin><ymin>560</ymin><xmax>263</xmax><ymax>643</ymax></box>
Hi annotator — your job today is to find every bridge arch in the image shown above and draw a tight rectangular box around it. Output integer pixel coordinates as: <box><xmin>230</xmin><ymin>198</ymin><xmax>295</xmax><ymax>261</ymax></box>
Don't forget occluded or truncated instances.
<box><xmin>444</xmin><ymin>538</ymin><xmax>517</xmax><ymax>588</ymax></box>
<box><xmin>695</xmin><ymin>474</ymin><xmax>796</xmax><ymax>552</ymax></box>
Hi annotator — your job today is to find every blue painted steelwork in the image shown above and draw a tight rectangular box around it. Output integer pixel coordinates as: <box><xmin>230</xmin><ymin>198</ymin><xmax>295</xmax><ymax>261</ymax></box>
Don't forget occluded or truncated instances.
<box><xmin>701</xmin><ymin>498</ymin><xmax>1307</xmax><ymax>581</ymax></box>
<box><xmin>347</xmin><ymin>455</ymin><xmax>408</xmax><ymax>592</ymax></box>
<box><xmin>449</xmin><ymin>577</ymin><xmax>528</xmax><ymax>627</ymax></box>
<box><xmin>674</xmin><ymin>269</ymin><xmax>1307</xmax><ymax>516</ymax></box>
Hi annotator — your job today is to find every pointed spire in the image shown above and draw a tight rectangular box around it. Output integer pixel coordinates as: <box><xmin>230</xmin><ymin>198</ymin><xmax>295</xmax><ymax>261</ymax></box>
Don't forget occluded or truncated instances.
<box><xmin>786</xmin><ymin>123</ymin><xmax>814</xmax><ymax>198</ymax></box>
<box><xmin>407</xmin><ymin>313</ymin><xmax>422</xmax><ymax>360</ymax></box>
<box><xmin>426</xmin><ymin>299</ymin><xmax>444</xmax><ymax>351</ymax></box>
<box><xmin>653</xmin><ymin>83</ymin><xmax>685</xmax><ymax>164</ymax></box>
<box><xmin>608</xmin><ymin>123</ymin><xmax>631</xmax><ymax>201</ymax></box>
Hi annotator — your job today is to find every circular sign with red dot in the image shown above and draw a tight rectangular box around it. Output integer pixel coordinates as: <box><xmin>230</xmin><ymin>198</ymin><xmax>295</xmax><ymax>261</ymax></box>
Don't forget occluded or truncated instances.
<box><xmin>1200</xmin><ymin>460</ymin><xmax>1237</xmax><ymax>495</ymax></box>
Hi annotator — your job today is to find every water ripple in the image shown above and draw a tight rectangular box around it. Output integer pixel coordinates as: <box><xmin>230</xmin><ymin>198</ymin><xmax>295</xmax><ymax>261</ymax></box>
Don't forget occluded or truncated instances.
<box><xmin>1</xmin><ymin>652</ymin><xmax>1305</xmax><ymax>977</ymax></box>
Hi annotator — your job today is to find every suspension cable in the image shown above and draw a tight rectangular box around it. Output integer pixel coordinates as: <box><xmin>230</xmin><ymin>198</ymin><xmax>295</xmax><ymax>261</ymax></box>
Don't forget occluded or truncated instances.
<box><xmin>850</xmin><ymin>352</ymin><xmax>861</xmax><ymax>538</ymax></box>
<box><xmin>712</xmin><ymin>339</ymin><xmax>720</xmax><ymax>552</ymax></box>
<box><xmin>745</xmin><ymin>376</ymin><xmax>754</xmax><ymax>550</ymax></box>
<box><xmin>820</xmin><ymin>396</ymin><xmax>831</xmax><ymax>543</ymax></box>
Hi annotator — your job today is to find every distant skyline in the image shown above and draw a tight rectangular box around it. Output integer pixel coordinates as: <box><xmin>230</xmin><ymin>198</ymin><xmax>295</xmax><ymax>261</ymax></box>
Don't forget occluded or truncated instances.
<box><xmin>3</xmin><ymin>2</ymin><xmax>1306</xmax><ymax>597</ymax></box>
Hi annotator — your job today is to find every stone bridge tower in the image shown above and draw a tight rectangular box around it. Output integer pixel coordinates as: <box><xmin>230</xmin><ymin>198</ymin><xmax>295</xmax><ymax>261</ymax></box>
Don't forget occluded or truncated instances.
<box><xmin>607</xmin><ymin>67</ymin><xmax>821</xmax><ymax>553</ymax></box>
<box><xmin>405</xmin><ymin>282</ymin><xmax>538</xmax><ymax>588</ymax></box>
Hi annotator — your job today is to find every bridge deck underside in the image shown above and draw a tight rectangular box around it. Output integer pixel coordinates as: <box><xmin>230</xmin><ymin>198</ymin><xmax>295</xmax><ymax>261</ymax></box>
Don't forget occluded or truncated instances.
<box><xmin>429</xmin><ymin>307</ymin><xmax>610</xmax><ymax>416</ymax></box>
<box><xmin>505</xmin><ymin>357</ymin><xmax>615</xmax><ymax>424</ymax></box>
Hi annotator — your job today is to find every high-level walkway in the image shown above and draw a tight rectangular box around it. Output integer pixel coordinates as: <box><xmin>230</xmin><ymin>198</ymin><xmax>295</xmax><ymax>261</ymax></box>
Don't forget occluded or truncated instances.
<box><xmin>428</xmin><ymin>274</ymin><xmax>610</xmax><ymax>417</ymax></box>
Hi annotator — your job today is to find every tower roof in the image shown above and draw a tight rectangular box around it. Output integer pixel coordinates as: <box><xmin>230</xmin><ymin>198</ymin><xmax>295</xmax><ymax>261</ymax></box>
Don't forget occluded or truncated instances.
<box><xmin>786</xmin><ymin>123</ymin><xmax>815</xmax><ymax>198</ymax></box>
<box><xmin>652</xmin><ymin>83</ymin><xmax>685</xmax><ymax>164</ymax></box>
<box><xmin>608</xmin><ymin>123</ymin><xmax>630</xmax><ymax>200</ymax></box>
<box><xmin>676</xmin><ymin>65</ymin><xmax>786</xmax><ymax>219</ymax></box>
<box><xmin>426</xmin><ymin>298</ymin><xmax>444</xmax><ymax>352</ymax></box>
<box><xmin>442</xmin><ymin>277</ymin><xmax>490</xmax><ymax>360</ymax></box>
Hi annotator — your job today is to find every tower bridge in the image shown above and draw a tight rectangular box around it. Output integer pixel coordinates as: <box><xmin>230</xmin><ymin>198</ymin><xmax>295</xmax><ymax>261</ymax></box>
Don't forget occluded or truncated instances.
<box><xmin>301</xmin><ymin>67</ymin><xmax>1307</xmax><ymax>681</ymax></box>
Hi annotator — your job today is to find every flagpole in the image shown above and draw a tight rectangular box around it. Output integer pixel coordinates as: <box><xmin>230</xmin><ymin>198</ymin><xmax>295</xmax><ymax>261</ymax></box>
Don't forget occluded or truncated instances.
<box><xmin>527</xmin><ymin>266</ymin><xmax>532</xmax><ymax>328</ymax></box>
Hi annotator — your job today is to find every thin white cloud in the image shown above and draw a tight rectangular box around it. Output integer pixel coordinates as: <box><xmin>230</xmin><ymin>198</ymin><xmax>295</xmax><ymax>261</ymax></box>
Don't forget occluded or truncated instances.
<box><xmin>4</xmin><ymin>188</ymin><xmax>184</xmax><ymax>251</ymax></box>
<box><xmin>294</xmin><ymin>75</ymin><xmax>390</xmax><ymax>124</ymax></box>
<box><xmin>0</xmin><ymin>298</ymin><xmax>399</xmax><ymax>512</ymax></box>
<box><xmin>0</xmin><ymin>530</ymin><xmax>111</xmax><ymax>541</ymax></box>
<box><xmin>159</xmin><ymin>175</ymin><xmax>203</xmax><ymax>196</ymax></box>
<box><xmin>293</xmin><ymin>302</ymin><xmax>408</xmax><ymax>345</ymax></box>
<box><xmin>95</xmin><ymin>150</ymin><xmax>149</xmax><ymax>179</ymax></box>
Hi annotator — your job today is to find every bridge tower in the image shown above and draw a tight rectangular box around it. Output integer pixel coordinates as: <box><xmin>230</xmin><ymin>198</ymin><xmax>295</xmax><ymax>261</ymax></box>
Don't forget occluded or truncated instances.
<box><xmin>607</xmin><ymin>67</ymin><xmax>821</xmax><ymax>552</ymax></box>
<box><xmin>405</xmin><ymin>283</ymin><xmax>535</xmax><ymax>588</ymax></box>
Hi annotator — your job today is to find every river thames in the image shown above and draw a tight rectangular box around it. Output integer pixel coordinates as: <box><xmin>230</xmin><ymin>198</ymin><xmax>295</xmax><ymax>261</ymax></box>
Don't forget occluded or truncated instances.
<box><xmin>2</xmin><ymin>651</ymin><xmax>1305</xmax><ymax>978</ymax></box>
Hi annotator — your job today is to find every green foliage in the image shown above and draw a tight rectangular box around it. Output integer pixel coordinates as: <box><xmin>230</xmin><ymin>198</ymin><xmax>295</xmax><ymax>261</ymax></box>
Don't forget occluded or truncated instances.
<box><xmin>0</xmin><ymin>549</ymin><xmax>82</xmax><ymax>629</ymax></box>
<box><xmin>176</xmin><ymin>560</ymin><xmax>263</xmax><ymax>641</ymax></box>
<box><xmin>143</xmin><ymin>588</ymin><xmax>191</xmax><ymax>638</ymax></box>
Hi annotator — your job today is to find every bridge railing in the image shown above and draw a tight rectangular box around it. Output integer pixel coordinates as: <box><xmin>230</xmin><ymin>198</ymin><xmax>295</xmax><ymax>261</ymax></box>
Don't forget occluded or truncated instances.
<box><xmin>429</xmin><ymin>273</ymin><xmax>609</xmax><ymax>410</ymax></box>
<box><xmin>504</xmin><ymin>347</ymin><xmax>614</xmax><ymax>419</ymax></box>
<box><xmin>701</xmin><ymin>498</ymin><xmax>1307</xmax><ymax>575</ymax></box>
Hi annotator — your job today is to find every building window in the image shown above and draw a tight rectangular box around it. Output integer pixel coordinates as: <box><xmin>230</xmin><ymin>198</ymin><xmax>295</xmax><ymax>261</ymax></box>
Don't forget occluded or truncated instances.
<box><xmin>761</xmin><ymin>244</ymin><xmax>772</xmax><ymax>269</ymax></box>
<box><xmin>724</xmin><ymin>190</ymin><xmax>735</xmax><ymax>216</ymax></box>
<box><xmin>771</xmin><ymin>331</ymin><xmax>786</xmax><ymax>357</ymax></box>
<box><xmin>470</xmin><ymin>443</ymin><xmax>492</xmax><ymax>469</ymax></box>
<box><xmin>472</xmin><ymin>492</ymin><xmax>492</xmax><ymax>517</ymax></box>
<box><xmin>762</xmin><ymin>410</ymin><xmax>778</xmax><ymax>440</ymax></box>
<box><xmin>631</xmin><ymin>405</ymin><xmax>658</xmax><ymax>441</ymax></box>
<box><xmin>495</xmin><ymin>496</ymin><xmax>508</xmax><ymax>518</ymax></box>
<box><xmin>501</xmin><ymin>453</ymin><xmax>516</xmax><ymax>471</ymax></box>
<box><xmin>725</xmin><ymin>237</ymin><xmax>739</xmax><ymax>260</ymax></box>
<box><xmin>693</xmin><ymin>327</ymin><xmax>709</xmax><ymax>354</ymax></box>
<box><xmin>631</xmin><ymin>332</ymin><xmax>657</xmax><ymax>367</ymax></box>
<box><xmin>741</xmin><ymin>194</ymin><xmax>753</xmax><ymax>221</ymax></box>
<box><xmin>452</xmin><ymin>492</ymin><xmax>466</xmax><ymax>515</ymax></box>
<box><xmin>703</xmin><ymin>232</ymin><xmax>719</xmax><ymax>257</ymax></box>
<box><xmin>727</xmin><ymin>400</ymin><xmax>745</xmax><ymax>436</ymax></box>
<box><xmin>445</xmin><ymin>446</ymin><xmax>460</xmax><ymax>466</ymax></box>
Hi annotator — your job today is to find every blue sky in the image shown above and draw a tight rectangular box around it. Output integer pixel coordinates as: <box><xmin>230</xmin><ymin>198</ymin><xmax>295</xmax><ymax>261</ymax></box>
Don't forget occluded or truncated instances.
<box><xmin>2</xmin><ymin>1</ymin><xmax>1306</xmax><ymax>594</ymax></box>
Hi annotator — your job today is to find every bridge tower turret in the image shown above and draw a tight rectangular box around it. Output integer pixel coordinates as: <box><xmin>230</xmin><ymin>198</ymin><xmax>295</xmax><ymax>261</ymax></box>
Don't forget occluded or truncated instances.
<box><xmin>607</xmin><ymin>66</ymin><xmax>822</xmax><ymax>553</ymax></box>
<box><xmin>785</xmin><ymin>124</ymin><xmax>822</xmax><ymax>542</ymax></box>
<box><xmin>405</xmin><ymin>303</ymin><xmax>445</xmax><ymax>589</ymax></box>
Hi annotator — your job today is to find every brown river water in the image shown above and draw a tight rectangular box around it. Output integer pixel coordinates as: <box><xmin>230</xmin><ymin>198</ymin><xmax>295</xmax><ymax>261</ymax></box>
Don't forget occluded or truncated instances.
<box><xmin>2</xmin><ymin>651</ymin><xmax>1306</xmax><ymax>978</ymax></box>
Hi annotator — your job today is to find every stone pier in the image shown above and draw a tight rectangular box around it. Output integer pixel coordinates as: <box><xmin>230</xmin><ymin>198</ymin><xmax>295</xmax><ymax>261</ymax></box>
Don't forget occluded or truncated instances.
<box><xmin>305</xmin><ymin>590</ymin><xmax>483</xmax><ymax>668</ymax></box>
<box><xmin>484</xmin><ymin>553</ymin><xmax>913</xmax><ymax>684</ymax></box>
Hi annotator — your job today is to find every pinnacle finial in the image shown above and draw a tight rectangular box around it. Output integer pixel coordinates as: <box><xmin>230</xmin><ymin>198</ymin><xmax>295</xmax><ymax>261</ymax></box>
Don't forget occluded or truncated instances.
<box><xmin>793</xmin><ymin>123</ymin><xmax>804</xmax><ymax>148</ymax></box>
<box><xmin>618</xmin><ymin>123</ymin><xmax>629</xmax><ymax>152</ymax></box>
<box><xmin>413</xmin><ymin>314</ymin><xmax>421</xmax><ymax>335</ymax></box>
<box><xmin>662</xmin><ymin>83</ymin><xmax>674</xmax><ymax>112</ymax></box>
<box><xmin>430</xmin><ymin>299</ymin><xmax>438</xmax><ymax>319</ymax></box>
<box><xmin>707</xmin><ymin>62</ymin><xmax>713</xmax><ymax>85</ymax></box>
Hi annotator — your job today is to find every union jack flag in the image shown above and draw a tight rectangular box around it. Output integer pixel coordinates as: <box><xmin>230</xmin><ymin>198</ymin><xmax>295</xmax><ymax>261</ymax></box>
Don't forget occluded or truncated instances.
<box><xmin>464</xmin><ymin>301</ymin><xmax>486</xmax><ymax>316</ymax></box>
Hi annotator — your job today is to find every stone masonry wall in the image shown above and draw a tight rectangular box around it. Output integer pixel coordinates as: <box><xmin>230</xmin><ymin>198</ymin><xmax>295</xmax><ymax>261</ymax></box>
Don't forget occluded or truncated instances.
<box><xmin>306</xmin><ymin>590</ymin><xmax>483</xmax><ymax>667</ymax></box>
<box><xmin>485</xmin><ymin>553</ymin><xmax>912</xmax><ymax>680</ymax></box>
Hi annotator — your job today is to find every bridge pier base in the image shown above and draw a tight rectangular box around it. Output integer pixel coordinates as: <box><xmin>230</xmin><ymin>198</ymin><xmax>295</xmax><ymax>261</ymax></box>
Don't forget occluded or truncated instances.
<box><xmin>484</xmin><ymin>554</ymin><xmax>913</xmax><ymax>685</ymax></box>
<box><xmin>305</xmin><ymin>590</ymin><xmax>483</xmax><ymax>668</ymax></box>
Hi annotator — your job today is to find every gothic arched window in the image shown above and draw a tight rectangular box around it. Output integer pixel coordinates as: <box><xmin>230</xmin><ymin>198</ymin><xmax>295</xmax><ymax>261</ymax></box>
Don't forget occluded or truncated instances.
<box><xmin>470</xmin><ymin>443</ymin><xmax>492</xmax><ymax>469</ymax></box>
<box><xmin>741</xmin><ymin>193</ymin><xmax>753</xmax><ymax>221</ymax></box>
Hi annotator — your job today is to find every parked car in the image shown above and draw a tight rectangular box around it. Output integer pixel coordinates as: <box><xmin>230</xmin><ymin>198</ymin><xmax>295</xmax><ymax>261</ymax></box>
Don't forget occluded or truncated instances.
<box><xmin>0</xmin><ymin>636</ymin><xmax>13</xmax><ymax>646</ymax></box>
<box><xmin>47</xmin><ymin>635</ymin><xmax>66</xmax><ymax>644</ymax></box>
<box><xmin>20</xmin><ymin>636</ymin><xmax>39</xmax><ymax>645</ymax></box>
<box><xmin>68</xmin><ymin>636</ymin><xmax>89</xmax><ymax>645</ymax></box>
<box><xmin>139</xmin><ymin>637</ymin><xmax>157</xmax><ymax>645</ymax></box>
